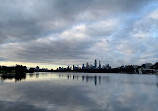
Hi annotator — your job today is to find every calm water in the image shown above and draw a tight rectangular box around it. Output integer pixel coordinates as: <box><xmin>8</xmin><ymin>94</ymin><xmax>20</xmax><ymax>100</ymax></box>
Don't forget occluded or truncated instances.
<box><xmin>0</xmin><ymin>72</ymin><xmax>158</xmax><ymax>111</ymax></box>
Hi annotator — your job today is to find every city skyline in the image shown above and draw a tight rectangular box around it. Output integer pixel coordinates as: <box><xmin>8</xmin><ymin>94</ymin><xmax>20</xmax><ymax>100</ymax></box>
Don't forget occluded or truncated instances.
<box><xmin>1</xmin><ymin>60</ymin><xmax>158</xmax><ymax>74</ymax></box>
<box><xmin>0</xmin><ymin>0</ymin><xmax>158</xmax><ymax>68</ymax></box>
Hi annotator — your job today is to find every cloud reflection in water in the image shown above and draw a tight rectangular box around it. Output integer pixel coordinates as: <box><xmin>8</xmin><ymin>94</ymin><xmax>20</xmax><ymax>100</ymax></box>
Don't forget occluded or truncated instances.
<box><xmin>0</xmin><ymin>73</ymin><xmax>158</xmax><ymax>111</ymax></box>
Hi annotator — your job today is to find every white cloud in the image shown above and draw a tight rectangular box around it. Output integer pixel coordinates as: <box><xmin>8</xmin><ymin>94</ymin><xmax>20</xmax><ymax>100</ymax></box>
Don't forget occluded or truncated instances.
<box><xmin>132</xmin><ymin>31</ymin><xmax>150</xmax><ymax>38</ymax></box>
<box><xmin>0</xmin><ymin>0</ymin><xmax>158</xmax><ymax>67</ymax></box>
<box><xmin>148</xmin><ymin>9</ymin><xmax>158</xmax><ymax>20</ymax></box>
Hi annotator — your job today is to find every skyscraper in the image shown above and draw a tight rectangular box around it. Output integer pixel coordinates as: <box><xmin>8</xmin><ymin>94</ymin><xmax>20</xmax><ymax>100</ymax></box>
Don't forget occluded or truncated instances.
<box><xmin>99</xmin><ymin>61</ymin><xmax>101</xmax><ymax>69</ymax></box>
<box><xmin>94</xmin><ymin>60</ymin><xmax>97</xmax><ymax>69</ymax></box>
<box><xmin>82</xmin><ymin>64</ymin><xmax>85</xmax><ymax>69</ymax></box>
<box><xmin>73</xmin><ymin>65</ymin><xmax>75</xmax><ymax>70</ymax></box>
<box><xmin>86</xmin><ymin>62</ymin><xmax>89</xmax><ymax>69</ymax></box>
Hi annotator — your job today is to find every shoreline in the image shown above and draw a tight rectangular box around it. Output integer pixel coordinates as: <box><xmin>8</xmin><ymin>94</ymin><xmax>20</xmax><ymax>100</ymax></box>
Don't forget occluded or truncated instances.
<box><xmin>29</xmin><ymin>71</ymin><xmax>158</xmax><ymax>75</ymax></box>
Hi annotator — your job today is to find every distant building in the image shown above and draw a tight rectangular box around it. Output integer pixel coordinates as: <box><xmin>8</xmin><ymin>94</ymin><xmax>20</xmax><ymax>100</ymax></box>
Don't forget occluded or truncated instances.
<box><xmin>99</xmin><ymin>61</ymin><xmax>101</xmax><ymax>69</ymax></box>
<box><xmin>142</xmin><ymin>63</ymin><xmax>152</xmax><ymax>69</ymax></box>
<box><xmin>40</xmin><ymin>68</ymin><xmax>48</xmax><ymax>72</ymax></box>
<box><xmin>82</xmin><ymin>64</ymin><xmax>85</xmax><ymax>69</ymax></box>
<box><xmin>67</xmin><ymin>66</ymin><xmax>71</xmax><ymax>70</ymax></box>
<box><xmin>142</xmin><ymin>69</ymin><xmax>156</xmax><ymax>74</ymax></box>
<box><xmin>89</xmin><ymin>64</ymin><xmax>94</xmax><ymax>69</ymax></box>
<box><xmin>73</xmin><ymin>65</ymin><xmax>81</xmax><ymax>70</ymax></box>
<box><xmin>73</xmin><ymin>65</ymin><xmax>75</xmax><ymax>70</ymax></box>
<box><xmin>59</xmin><ymin>67</ymin><xmax>62</xmax><ymax>70</ymax></box>
<box><xmin>86</xmin><ymin>62</ymin><xmax>89</xmax><ymax>69</ymax></box>
<box><xmin>94</xmin><ymin>60</ymin><xmax>97</xmax><ymax>69</ymax></box>
<box><xmin>103</xmin><ymin>63</ymin><xmax>111</xmax><ymax>70</ymax></box>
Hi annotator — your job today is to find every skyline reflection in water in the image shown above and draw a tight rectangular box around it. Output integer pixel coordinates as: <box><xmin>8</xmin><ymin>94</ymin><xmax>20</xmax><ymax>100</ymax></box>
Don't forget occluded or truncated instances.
<box><xmin>1</xmin><ymin>72</ymin><xmax>158</xmax><ymax>88</ymax></box>
<box><xmin>0</xmin><ymin>72</ymin><xmax>158</xmax><ymax>111</ymax></box>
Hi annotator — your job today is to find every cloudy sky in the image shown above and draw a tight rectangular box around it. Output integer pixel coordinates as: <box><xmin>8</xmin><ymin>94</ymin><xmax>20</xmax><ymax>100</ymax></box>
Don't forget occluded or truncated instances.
<box><xmin>0</xmin><ymin>0</ymin><xmax>158</xmax><ymax>69</ymax></box>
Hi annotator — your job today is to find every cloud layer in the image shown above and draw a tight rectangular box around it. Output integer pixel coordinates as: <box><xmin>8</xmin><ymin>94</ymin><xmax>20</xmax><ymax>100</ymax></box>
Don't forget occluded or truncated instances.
<box><xmin>0</xmin><ymin>0</ymin><xmax>158</xmax><ymax>67</ymax></box>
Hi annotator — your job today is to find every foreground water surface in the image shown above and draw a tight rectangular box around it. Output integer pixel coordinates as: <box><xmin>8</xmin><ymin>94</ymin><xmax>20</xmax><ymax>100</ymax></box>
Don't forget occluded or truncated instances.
<box><xmin>0</xmin><ymin>72</ymin><xmax>158</xmax><ymax>111</ymax></box>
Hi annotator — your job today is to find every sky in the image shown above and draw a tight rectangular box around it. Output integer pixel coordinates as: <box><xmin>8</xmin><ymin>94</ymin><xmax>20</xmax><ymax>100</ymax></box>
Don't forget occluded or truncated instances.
<box><xmin>0</xmin><ymin>0</ymin><xmax>158</xmax><ymax>69</ymax></box>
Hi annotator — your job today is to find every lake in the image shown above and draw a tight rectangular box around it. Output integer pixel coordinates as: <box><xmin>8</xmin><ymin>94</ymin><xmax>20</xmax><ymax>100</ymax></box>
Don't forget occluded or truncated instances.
<box><xmin>0</xmin><ymin>72</ymin><xmax>158</xmax><ymax>111</ymax></box>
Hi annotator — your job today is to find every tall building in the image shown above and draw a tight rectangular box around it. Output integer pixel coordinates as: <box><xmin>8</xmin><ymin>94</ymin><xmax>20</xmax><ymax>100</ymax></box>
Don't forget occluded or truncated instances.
<box><xmin>99</xmin><ymin>61</ymin><xmax>101</xmax><ymax>69</ymax></box>
<box><xmin>73</xmin><ymin>65</ymin><xmax>75</xmax><ymax>70</ymax></box>
<box><xmin>86</xmin><ymin>62</ymin><xmax>89</xmax><ymax>69</ymax></box>
<box><xmin>94</xmin><ymin>60</ymin><xmax>97</xmax><ymax>69</ymax></box>
<box><xmin>82</xmin><ymin>64</ymin><xmax>85</xmax><ymax>69</ymax></box>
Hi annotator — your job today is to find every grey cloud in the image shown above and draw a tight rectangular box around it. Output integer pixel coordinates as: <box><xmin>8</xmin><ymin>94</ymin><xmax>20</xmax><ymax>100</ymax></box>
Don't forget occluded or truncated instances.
<box><xmin>0</xmin><ymin>0</ymin><xmax>158</xmax><ymax>66</ymax></box>
<box><xmin>0</xmin><ymin>35</ymin><xmax>93</xmax><ymax>65</ymax></box>
<box><xmin>0</xmin><ymin>0</ymin><xmax>154</xmax><ymax>43</ymax></box>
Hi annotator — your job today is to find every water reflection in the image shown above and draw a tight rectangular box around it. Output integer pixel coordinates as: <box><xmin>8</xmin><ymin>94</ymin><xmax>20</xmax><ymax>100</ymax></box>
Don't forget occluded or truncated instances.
<box><xmin>0</xmin><ymin>73</ymin><xmax>158</xmax><ymax>111</ymax></box>
<box><xmin>59</xmin><ymin>73</ymin><xmax>158</xmax><ymax>88</ymax></box>
<box><xmin>62</xmin><ymin>74</ymin><xmax>108</xmax><ymax>86</ymax></box>
<box><xmin>29</xmin><ymin>73</ymin><xmax>39</xmax><ymax>78</ymax></box>
<box><xmin>0</xmin><ymin>73</ymin><xmax>26</xmax><ymax>82</ymax></box>
<box><xmin>1</xmin><ymin>73</ymin><xmax>158</xmax><ymax>88</ymax></box>
<box><xmin>156</xmin><ymin>75</ymin><xmax>158</xmax><ymax>88</ymax></box>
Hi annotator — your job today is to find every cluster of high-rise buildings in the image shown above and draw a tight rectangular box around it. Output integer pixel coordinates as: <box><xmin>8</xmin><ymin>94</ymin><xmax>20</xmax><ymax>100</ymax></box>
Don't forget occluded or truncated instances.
<box><xmin>57</xmin><ymin>60</ymin><xmax>111</xmax><ymax>71</ymax></box>
<box><xmin>56</xmin><ymin>60</ymin><xmax>158</xmax><ymax>74</ymax></box>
